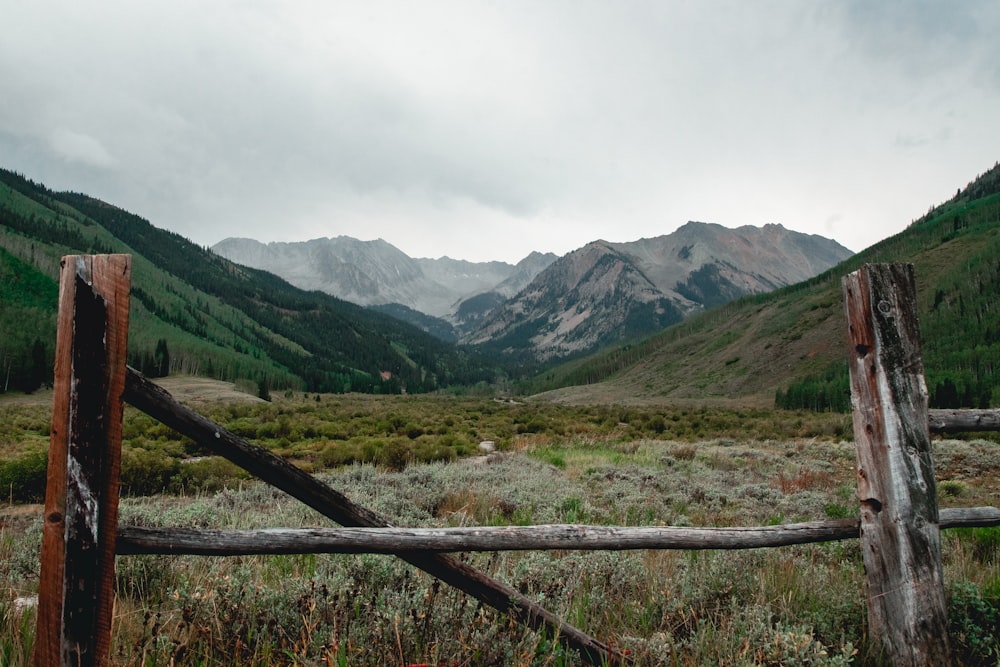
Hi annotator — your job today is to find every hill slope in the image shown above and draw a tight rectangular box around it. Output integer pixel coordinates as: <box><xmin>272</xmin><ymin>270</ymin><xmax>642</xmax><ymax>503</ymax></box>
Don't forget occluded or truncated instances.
<box><xmin>528</xmin><ymin>162</ymin><xmax>1000</xmax><ymax>408</ymax></box>
<box><xmin>0</xmin><ymin>168</ymin><xmax>499</xmax><ymax>394</ymax></box>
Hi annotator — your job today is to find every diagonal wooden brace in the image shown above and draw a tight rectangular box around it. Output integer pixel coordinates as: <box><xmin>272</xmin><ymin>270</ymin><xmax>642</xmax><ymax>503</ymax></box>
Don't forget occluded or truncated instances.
<box><xmin>123</xmin><ymin>367</ymin><xmax>627</xmax><ymax>666</ymax></box>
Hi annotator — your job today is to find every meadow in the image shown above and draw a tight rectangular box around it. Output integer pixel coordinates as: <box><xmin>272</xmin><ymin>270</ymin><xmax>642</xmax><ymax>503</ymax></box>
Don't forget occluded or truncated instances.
<box><xmin>2</xmin><ymin>389</ymin><xmax>998</xmax><ymax>665</ymax></box>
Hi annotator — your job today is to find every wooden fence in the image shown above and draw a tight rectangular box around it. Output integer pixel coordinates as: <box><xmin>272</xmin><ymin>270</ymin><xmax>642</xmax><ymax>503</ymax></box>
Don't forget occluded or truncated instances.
<box><xmin>32</xmin><ymin>257</ymin><xmax>1000</xmax><ymax>666</ymax></box>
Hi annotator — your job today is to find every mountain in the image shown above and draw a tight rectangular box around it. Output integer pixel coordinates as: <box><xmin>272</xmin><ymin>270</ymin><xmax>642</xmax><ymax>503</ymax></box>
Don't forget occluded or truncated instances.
<box><xmin>526</xmin><ymin>162</ymin><xmax>1000</xmax><ymax>409</ymax></box>
<box><xmin>0</xmin><ymin>168</ymin><xmax>503</xmax><ymax>395</ymax></box>
<box><xmin>464</xmin><ymin>223</ymin><xmax>853</xmax><ymax>360</ymax></box>
<box><xmin>215</xmin><ymin>224</ymin><xmax>850</xmax><ymax>361</ymax></box>
<box><xmin>211</xmin><ymin>236</ymin><xmax>557</xmax><ymax>320</ymax></box>
<box><xmin>447</xmin><ymin>251</ymin><xmax>569</xmax><ymax>338</ymax></box>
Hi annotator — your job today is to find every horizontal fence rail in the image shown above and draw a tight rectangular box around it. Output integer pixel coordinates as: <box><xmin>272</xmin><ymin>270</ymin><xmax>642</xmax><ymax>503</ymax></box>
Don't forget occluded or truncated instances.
<box><xmin>117</xmin><ymin>507</ymin><xmax>1000</xmax><ymax>556</ymax></box>
<box><xmin>928</xmin><ymin>408</ymin><xmax>1000</xmax><ymax>433</ymax></box>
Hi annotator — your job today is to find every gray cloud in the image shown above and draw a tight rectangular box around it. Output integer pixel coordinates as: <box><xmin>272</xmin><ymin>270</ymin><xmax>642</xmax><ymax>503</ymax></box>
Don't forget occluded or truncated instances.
<box><xmin>47</xmin><ymin>129</ymin><xmax>116</xmax><ymax>168</ymax></box>
<box><xmin>2</xmin><ymin>1</ymin><xmax>999</xmax><ymax>262</ymax></box>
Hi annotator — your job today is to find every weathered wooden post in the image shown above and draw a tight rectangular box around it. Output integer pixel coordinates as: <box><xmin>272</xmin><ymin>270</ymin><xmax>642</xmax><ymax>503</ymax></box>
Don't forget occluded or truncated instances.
<box><xmin>34</xmin><ymin>255</ymin><xmax>131</xmax><ymax>667</ymax></box>
<box><xmin>842</xmin><ymin>263</ymin><xmax>950</xmax><ymax>665</ymax></box>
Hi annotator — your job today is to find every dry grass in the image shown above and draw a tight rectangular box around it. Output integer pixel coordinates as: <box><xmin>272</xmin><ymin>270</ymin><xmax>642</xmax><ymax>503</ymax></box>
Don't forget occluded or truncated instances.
<box><xmin>1</xmin><ymin>391</ymin><xmax>997</xmax><ymax>665</ymax></box>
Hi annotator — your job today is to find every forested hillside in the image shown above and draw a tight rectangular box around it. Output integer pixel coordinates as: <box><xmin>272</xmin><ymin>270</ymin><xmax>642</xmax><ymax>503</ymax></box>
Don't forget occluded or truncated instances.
<box><xmin>0</xmin><ymin>247</ymin><xmax>57</xmax><ymax>392</ymax></box>
<box><xmin>0</xmin><ymin>168</ymin><xmax>503</xmax><ymax>395</ymax></box>
<box><xmin>528</xmin><ymin>162</ymin><xmax>1000</xmax><ymax>410</ymax></box>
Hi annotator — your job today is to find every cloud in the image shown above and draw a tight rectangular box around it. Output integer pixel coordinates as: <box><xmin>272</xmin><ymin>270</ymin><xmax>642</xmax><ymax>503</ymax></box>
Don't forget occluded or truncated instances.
<box><xmin>48</xmin><ymin>128</ymin><xmax>115</xmax><ymax>167</ymax></box>
<box><xmin>2</xmin><ymin>1</ymin><xmax>1000</xmax><ymax>263</ymax></box>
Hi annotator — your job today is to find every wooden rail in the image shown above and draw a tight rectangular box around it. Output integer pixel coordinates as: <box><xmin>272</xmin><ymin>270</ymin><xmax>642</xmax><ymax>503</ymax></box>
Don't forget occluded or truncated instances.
<box><xmin>33</xmin><ymin>258</ymin><xmax>1000</xmax><ymax>666</ymax></box>
<box><xmin>928</xmin><ymin>408</ymin><xmax>1000</xmax><ymax>433</ymax></box>
<box><xmin>116</xmin><ymin>507</ymin><xmax>1000</xmax><ymax>556</ymax></box>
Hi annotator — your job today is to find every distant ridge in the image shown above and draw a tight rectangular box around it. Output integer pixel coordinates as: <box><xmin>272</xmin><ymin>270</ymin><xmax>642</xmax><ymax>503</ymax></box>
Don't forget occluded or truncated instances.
<box><xmin>215</xmin><ymin>223</ymin><xmax>852</xmax><ymax>361</ymax></box>
<box><xmin>212</xmin><ymin>236</ymin><xmax>557</xmax><ymax>318</ymax></box>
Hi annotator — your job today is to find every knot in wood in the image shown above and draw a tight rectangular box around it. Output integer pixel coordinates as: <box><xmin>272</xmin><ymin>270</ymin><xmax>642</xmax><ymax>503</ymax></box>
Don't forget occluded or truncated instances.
<box><xmin>862</xmin><ymin>497</ymin><xmax>883</xmax><ymax>514</ymax></box>
<box><xmin>877</xmin><ymin>300</ymin><xmax>893</xmax><ymax>316</ymax></box>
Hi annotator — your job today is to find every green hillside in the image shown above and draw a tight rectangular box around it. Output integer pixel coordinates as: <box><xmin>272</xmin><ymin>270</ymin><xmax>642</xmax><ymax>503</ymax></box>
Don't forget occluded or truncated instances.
<box><xmin>0</xmin><ymin>168</ymin><xmax>500</xmax><ymax>395</ymax></box>
<box><xmin>528</xmin><ymin>161</ymin><xmax>1000</xmax><ymax>409</ymax></box>
<box><xmin>0</xmin><ymin>247</ymin><xmax>57</xmax><ymax>392</ymax></box>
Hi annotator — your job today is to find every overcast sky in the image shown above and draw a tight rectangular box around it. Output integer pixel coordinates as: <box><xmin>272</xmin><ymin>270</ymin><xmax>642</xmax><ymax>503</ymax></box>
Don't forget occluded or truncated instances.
<box><xmin>3</xmin><ymin>1</ymin><xmax>999</xmax><ymax>263</ymax></box>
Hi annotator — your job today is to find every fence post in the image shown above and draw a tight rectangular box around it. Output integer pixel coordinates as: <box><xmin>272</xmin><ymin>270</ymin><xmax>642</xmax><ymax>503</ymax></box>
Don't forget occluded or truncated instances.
<box><xmin>842</xmin><ymin>263</ymin><xmax>950</xmax><ymax>665</ymax></box>
<box><xmin>34</xmin><ymin>255</ymin><xmax>131</xmax><ymax>667</ymax></box>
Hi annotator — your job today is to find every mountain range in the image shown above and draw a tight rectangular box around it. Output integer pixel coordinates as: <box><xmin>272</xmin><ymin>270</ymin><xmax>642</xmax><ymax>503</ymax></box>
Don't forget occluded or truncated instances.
<box><xmin>211</xmin><ymin>236</ymin><xmax>558</xmax><ymax>320</ymax></box>
<box><xmin>527</xmin><ymin>161</ymin><xmax>1000</xmax><ymax>409</ymax></box>
<box><xmin>0</xmin><ymin>168</ymin><xmax>501</xmax><ymax>395</ymax></box>
<box><xmin>2</xmin><ymin>160</ymin><xmax>998</xmax><ymax>410</ymax></box>
<box><xmin>461</xmin><ymin>222</ymin><xmax>852</xmax><ymax>359</ymax></box>
<box><xmin>214</xmin><ymin>223</ymin><xmax>852</xmax><ymax>359</ymax></box>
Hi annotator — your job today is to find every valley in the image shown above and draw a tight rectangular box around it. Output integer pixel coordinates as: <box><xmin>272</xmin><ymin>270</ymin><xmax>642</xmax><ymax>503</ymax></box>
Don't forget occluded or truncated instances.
<box><xmin>4</xmin><ymin>159</ymin><xmax>1000</xmax><ymax>660</ymax></box>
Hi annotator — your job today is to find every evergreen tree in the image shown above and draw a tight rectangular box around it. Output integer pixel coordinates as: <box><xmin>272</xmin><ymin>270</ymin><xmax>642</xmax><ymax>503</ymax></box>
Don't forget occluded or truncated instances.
<box><xmin>257</xmin><ymin>377</ymin><xmax>271</xmax><ymax>402</ymax></box>
<box><xmin>27</xmin><ymin>338</ymin><xmax>48</xmax><ymax>392</ymax></box>
<box><xmin>154</xmin><ymin>338</ymin><xmax>170</xmax><ymax>377</ymax></box>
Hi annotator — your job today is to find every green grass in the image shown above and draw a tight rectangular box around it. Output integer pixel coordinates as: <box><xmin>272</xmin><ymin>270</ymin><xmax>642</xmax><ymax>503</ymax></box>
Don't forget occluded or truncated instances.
<box><xmin>0</xmin><ymin>393</ymin><xmax>854</xmax><ymax>501</ymax></box>
<box><xmin>1</xmin><ymin>394</ymin><xmax>998</xmax><ymax>664</ymax></box>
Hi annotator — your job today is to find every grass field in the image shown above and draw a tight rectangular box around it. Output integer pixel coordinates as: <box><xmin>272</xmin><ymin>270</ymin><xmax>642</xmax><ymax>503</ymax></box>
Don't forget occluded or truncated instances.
<box><xmin>2</xmin><ymin>384</ymin><xmax>998</xmax><ymax>665</ymax></box>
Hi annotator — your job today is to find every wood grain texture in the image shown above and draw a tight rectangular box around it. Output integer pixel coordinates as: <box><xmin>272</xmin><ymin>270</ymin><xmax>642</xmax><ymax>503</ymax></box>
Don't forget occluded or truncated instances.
<box><xmin>34</xmin><ymin>255</ymin><xmax>131</xmax><ymax>667</ymax></box>
<box><xmin>843</xmin><ymin>263</ymin><xmax>950</xmax><ymax>666</ymax></box>
<box><xmin>927</xmin><ymin>408</ymin><xmax>1000</xmax><ymax>433</ymax></box>
<box><xmin>115</xmin><ymin>507</ymin><xmax>1000</xmax><ymax>556</ymax></box>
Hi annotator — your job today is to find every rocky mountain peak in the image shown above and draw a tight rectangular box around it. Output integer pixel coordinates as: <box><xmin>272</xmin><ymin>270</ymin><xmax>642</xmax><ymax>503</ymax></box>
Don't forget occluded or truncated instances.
<box><xmin>212</xmin><ymin>235</ymin><xmax>557</xmax><ymax>319</ymax></box>
<box><xmin>213</xmin><ymin>223</ymin><xmax>851</xmax><ymax>360</ymax></box>
<box><xmin>462</xmin><ymin>223</ymin><xmax>853</xmax><ymax>359</ymax></box>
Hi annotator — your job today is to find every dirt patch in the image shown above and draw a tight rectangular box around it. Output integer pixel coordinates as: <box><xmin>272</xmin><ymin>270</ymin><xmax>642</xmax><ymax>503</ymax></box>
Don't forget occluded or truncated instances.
<box><xmin>0</xmin><ymin>388</ymin><xmax>53</xmax><ymax>407</ymax></box>
<box><xmin>154</xmin><ymin>376</ymin><xmax>264</xmax><ymax>405</ymax></box>
<box><xmin>0</xmin><ymin>376</ymin><xmax>262</xmax><ymax>408</ymax></box>
<box><xmin>0</xmin><ymin>503</ymin><xmax>43</xmax><ymax>530</ymax></box>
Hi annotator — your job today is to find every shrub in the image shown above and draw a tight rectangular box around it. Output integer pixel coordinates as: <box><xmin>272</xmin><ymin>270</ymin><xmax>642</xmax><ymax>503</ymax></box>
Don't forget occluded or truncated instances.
<box><xmin>320</xmin><ymin>442</ymin><xmax>363</xmax><ymax>467</ymax></box>
<box><xmin>671</xmin><ymin>444</ymin><xmax>697</xmax><ymax>461</ymax></box>
<box><xmin>412</xmin><ymin>441</ymin><xmax>458</xmax><ymax>464</ymax></box>
<box><xmin>823</xmin><ymin>503</ymin><xmax>854</xmax><ymax>519</ymax></box>
<box><xmin>0</xmin><ymin>449</ymin><xmax>47</xmax><ymax>502</ymax></box>
<box><xmin>120</xmin><ymin>448</ymin><xmax>180</xmax><ymax>496</ymax></box>
<box><xmin>646</xmin><ymin>414</ymin><xmax>667</xmax><ymax>434</ymax></box>
<box><xmin>377</xmin><ymin>439</ymin><xmax>411</xmax><ymax>472</ymax></box>
<box><xmin>517</xmin><ymin>417</ymin><xmax>547</xmax><ymax>434</ymax></box>
<box><xmin>174</xmin><ymin>457</ymin><xmax>251</xmax><ymax>494</ymax></box>
<box><xmin>949</xmin><ymin>580</ymin><xmax>1000</xmax><ymax>664</ymax></box>
<box><xmin>938</xmin><ymin>479</ymin><xmax>967</xmax><ymax>499</ymax></box>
